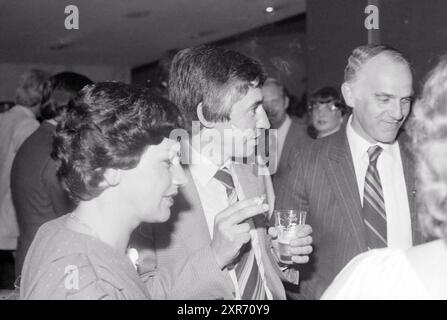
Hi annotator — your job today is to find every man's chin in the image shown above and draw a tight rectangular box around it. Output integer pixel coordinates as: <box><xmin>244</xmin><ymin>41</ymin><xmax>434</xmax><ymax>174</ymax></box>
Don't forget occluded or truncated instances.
<box><xmin>375</xmin><ymin>133</ymin><xmax>400</xmax><ymax>144</ymax></box>
<box><xmin>147</xmin><ymin>206</ymin><xmax>171</xmax><ymax>223</ymax></box>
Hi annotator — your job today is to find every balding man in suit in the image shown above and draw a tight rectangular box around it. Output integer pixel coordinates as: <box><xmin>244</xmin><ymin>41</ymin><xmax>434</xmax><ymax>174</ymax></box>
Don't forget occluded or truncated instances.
<box><xmin>275</xmin><ymin>44</ymin><xmax>425</xmax><ymax>300</ymax></box>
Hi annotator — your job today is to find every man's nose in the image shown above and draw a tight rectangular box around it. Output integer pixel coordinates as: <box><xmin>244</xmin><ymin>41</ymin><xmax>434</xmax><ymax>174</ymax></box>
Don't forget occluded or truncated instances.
<box><xmin>172</xmin><ymin>163</ymin><xmax>187</xmax><ymax>187</ymax></box>
<box><xmin>390</xmin><ymin>101</ymin><xmax>404</xmax><ymax>120</ymax></box>
<box><xmin>256</xmin><ymin>105</ymin><xmax>271</xmax><ymax>129</ymax></box>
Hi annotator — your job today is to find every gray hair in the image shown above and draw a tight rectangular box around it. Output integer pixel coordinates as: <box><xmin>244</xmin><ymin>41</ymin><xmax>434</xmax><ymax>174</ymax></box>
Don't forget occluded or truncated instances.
<box><xmin>344</xmin><ymin>44</ymin><xmax>411</xmax><ymax>83</ymax></box>
<box><xmin>263</xmin><ymin>77</ymin><xmax>287</xmax><ymax>97</ymax></box>
<box><xmin>14</xmin><ymin>69</ymin><xmax>51</xmax><ymax>107</ymax></box>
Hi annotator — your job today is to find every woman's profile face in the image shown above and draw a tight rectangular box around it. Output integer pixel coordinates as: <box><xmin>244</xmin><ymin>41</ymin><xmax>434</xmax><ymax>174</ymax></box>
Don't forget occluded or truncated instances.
<box><xmin>118</xmin><ymin>138</ymin><xmax>186</xmax><ymax>223</ymax></box>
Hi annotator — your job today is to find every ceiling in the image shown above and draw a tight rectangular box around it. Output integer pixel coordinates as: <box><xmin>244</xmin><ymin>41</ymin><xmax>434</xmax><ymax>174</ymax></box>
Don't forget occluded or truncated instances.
<box><xmin>0</xmin><ymin>0</ymin><xmax>306</xmax><ymax>67</ymax></box>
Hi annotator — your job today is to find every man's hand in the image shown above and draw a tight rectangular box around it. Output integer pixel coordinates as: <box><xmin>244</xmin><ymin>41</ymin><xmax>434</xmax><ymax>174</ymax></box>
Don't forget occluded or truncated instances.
<box><xmin>268</xmin><ymin>224</ymin><xmax>313</xmax><ymax>264</ymax></box>
<box><xmin>211</xmin><ymin>197</ymin><xmax>268</xmax><ymax>269</ymax></box>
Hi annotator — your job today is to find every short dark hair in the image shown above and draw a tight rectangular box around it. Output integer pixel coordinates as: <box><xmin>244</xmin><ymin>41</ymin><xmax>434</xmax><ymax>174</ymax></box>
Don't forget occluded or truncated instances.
<box><xmin>168</xmin><ymin>45</ymin><xmax>266</xmax><ymax>131</ymax></box>
<box><xmin>40</xmin><ymin>72</ymin><xmax>93</xmax><ymax>120</ymax></box>
<box><xmin>310</xmin><ymin>86</ymin><xmax>350</xmax><ymax>115</ymax></box>
<box><xmin>52</xmin><ymin>82</ymin><xmax>183</xmax><ymax>203</ymax></box>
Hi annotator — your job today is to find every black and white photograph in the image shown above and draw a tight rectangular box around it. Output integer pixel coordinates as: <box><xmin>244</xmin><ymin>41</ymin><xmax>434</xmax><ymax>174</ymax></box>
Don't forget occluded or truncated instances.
<box><xmin>0</xmin><ymin>0</ymin><xmax>446</xmax><ymax>304</ymax></box>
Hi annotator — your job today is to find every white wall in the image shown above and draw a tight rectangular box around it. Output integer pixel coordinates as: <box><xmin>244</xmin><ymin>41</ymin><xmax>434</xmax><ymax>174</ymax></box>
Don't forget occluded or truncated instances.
<box><xmin>0</xmin><ymin>63</ymin><xmax>131</xmax><ymax>102</ymax></box>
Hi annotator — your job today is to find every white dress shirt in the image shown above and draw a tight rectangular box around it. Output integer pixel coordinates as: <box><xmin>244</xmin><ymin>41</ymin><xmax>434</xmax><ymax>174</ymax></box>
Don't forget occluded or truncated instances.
<box><xmin>346</xmin><ymin>116</ymin><xmax>412</xmax><ymax>249</ymax></box>
<box><xmin>189</xmin><ymin>144</ymin><xmax>273</xmax><ymax>299</ymax></box>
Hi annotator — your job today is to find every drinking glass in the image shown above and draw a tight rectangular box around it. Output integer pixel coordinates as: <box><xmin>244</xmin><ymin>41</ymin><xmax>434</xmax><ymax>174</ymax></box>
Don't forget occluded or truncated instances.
<box><xmin>274</xmin><ymin>209</ymin><xmax>307</xmax><ymax>264</ymax></box>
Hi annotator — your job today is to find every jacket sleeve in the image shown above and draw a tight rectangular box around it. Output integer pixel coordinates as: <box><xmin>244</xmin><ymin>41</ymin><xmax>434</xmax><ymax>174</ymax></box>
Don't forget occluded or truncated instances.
<box><xmin>132</xmin><ymin>223</ymin><xmax>235</xmax><ymax>300</ymax></box>
<box><xmin>274</xmin><ymin>146</ymin><xmax>324</xmax><ymax>299</ymax></box>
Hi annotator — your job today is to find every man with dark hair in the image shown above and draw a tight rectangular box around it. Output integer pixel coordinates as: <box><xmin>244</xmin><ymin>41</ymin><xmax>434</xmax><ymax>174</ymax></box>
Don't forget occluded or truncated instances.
<box><xmin>11</xmin><ymin>72</ymin><xmax>92</xmax><ymax>277</ymax></box>
<box><xmin>0</xmin><ymin>69</ymin><xmax>50</xmax><ymax>288</ymax></box>
<box><xmin>131</xmin><ymin>45</ymin><xmax>313</xmax><ymax>299</ymax></box>
<box><xmin>275</xmin><ymin>44</ymin><xmax>425</xmax><ymax>299</ymax></box>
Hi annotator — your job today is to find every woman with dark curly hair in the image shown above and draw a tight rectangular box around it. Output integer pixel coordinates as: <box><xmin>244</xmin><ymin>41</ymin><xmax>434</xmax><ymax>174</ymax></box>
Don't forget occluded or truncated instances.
<box><xmin>20</xmin><ymin>82</ymin><xmax>186</xmax><ymax>299</ymax></box>
<box><xmin>322</xmin><ymin>56</ymin><xmax>447</xmax><ymax>299</ymax></box>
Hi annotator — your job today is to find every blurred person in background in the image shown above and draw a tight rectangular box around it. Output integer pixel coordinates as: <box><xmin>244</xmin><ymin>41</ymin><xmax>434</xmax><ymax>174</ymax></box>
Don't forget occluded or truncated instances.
<box><xmin>11</xmin><ymin>72</ymin><xmax>92</xmax><ymax>278</ymax></box>
<box><xmin>322</xmin><ymin>55</ymin><xmax>447</xmax><ymax>299</ymax></box>
<box><xmin>0</xmin><ymin>69</ymin><xmax>50</xmax><ymax>289</ymax></box>
<box><xmin>307</xmin><ymin>86</ymin><xmax>351</xmax><ymax>139</ymax></box>
<box><xmin>261</xmin><ymin>77</ymin><xmax>309</xmax><ymax>183</ymax></box>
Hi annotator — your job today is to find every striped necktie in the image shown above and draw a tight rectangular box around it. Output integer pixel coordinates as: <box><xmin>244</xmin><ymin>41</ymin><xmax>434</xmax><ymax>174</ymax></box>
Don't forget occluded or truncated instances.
<box><xmin>213</xmin><ymin>167</ymin><xmax>266</xmax><ymax>300</ymax></box>
<box><xmin>363</xmin><ymin>145</ymin><xmax>387</xmax><ymax>249</ymax></box>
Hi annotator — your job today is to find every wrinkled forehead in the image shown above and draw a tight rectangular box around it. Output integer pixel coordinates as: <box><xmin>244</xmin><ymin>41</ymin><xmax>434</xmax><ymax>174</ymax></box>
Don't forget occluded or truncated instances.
<box><xmin>262</xmin><ymin>83</ymin><xmax>283</xmax><ymax>100</ymax></box>
<box><xmin>354</xmin><ymin>54</ymin><xmax>413</xmax><ymax>94</ymax></box>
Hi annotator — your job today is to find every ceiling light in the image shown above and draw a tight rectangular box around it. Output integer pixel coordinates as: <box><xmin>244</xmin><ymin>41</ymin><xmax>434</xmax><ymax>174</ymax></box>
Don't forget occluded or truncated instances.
<box><xmin>265</xmin><ymin>6</ymin><xmax>274</xmax><ymax>13</ymax></box>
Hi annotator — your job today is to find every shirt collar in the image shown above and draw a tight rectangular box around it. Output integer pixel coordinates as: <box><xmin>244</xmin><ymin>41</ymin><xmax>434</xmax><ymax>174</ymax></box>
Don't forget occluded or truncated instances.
<box><xmin>346</xmin><ymin>115</ymin><xmax>397</xmax><ymax>162</ymax></box>
<box><xmin>189</xmin><ymin>135</ymin><xmax>233</xmax><ymax>186</ymax></box>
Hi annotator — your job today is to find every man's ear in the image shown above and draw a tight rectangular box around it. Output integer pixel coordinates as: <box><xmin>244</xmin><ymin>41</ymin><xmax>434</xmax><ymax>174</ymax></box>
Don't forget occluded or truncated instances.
<box><xmin>284</xmin><ymin>96</ymin><xmax>290</xmax><ymax>110</ymax></box>
<box><xmin>341</xmin><ymin>82</ymin><xmax>355</xmax><ymax>108</ymax></box>
<box><xmin>100</xmin><ymin>168</ymin><xmax>121</xmax><ymax>188</ymax></box>
<box><xmin>197</xmin><ymin>102</ymin><xmax>215</xmax><ymax>128</ymax></box>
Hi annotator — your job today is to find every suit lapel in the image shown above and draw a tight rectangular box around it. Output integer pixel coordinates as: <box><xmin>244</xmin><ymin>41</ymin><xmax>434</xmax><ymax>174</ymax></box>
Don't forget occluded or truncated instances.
<box><xmin>175</xmin><ymin>167</ymin><xmax>212</xmax><ymax>247</ymax></box>
<box><xmin>233</xmin><ymin>164</ymin><xmax>266</xmax><ymax>230</ymax></box>
<box><xmin>279</xmin><ymin>117</ymin><xmax>306</xmax><ymax>167</ymax></box>
<box><xmin>279</xmin><ymin>123</ymin><xmax>295</xmax><ymax>167</ymax></box>
<box><xmin>398</xmin><ymin>133</ymin><xmax>421</xmax><ymax>245</ymax></box>
<box><xmin>233</xmin><ymin>164</ymin><xmax>262</xmax><ymax>198</ymax></box>
<box><xmin>324</xmin><ymin>129</ymin><xmax>367</xmax><ymax>251</ymax></box>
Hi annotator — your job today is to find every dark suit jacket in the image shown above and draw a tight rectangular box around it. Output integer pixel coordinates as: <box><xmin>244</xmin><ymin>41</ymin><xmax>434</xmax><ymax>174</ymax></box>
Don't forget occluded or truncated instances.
<box><xmin>271</xmin><ymin>115</ymin><xmax>310</xmax><ymax>188</ymax></box>
<box><xmin>275</xmin><ymin>125</ymin><xmax>424</xmax><ymax>300</ymax></box>
<box><xmin>130</xmin><ymin>163</ymin><xmax>299</xmax><ymax>299</ymax></box>
<box><xmin>11</xmin><ymin>121</ymin><xmax>74</xmax><ymax>276</ymax></box>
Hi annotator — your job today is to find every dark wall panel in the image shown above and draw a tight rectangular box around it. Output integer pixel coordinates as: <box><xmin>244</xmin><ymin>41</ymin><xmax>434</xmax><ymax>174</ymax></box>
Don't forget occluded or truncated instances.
<box><xmin>307</xmin><ymin>0</ymin><xmax>367</xmax><ymax>92</ymax></box>
<box><xmin>307</xmin><ymin>0</ymin><xmax>447</xmax><ymax>95</ymax></box>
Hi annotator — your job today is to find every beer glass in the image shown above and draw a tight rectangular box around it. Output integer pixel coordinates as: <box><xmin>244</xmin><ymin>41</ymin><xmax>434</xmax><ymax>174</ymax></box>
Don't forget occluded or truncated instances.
<box><xmin>274</xmin><ymin>209</ymin><xmax>307</xmax><ymax>264</ymax></box>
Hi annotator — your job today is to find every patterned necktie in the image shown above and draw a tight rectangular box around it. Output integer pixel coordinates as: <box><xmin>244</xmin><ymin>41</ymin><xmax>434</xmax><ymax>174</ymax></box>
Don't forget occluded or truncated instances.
<box><xmin>213</xmin><ymin>167</ymin><xmax>266</xmax><ymax>300</ymax></box>
<box><xmin>363</xmin><ymin>145</ymin><xmax>387</xmax><ymax>249</ymax></box>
